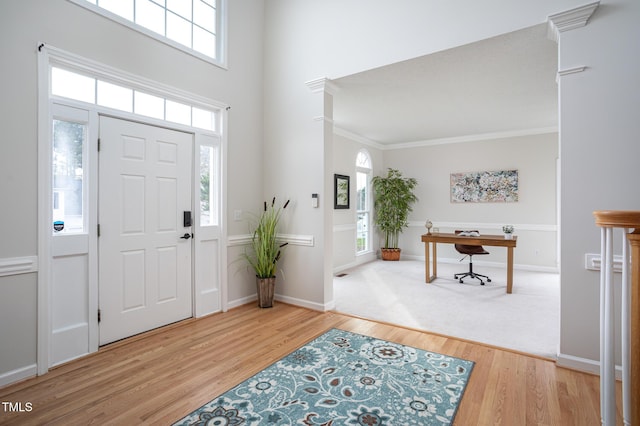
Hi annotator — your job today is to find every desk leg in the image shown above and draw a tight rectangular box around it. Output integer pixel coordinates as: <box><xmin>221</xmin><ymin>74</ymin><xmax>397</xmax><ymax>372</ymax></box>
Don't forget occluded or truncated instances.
<box><xmin>507</xmin><ymin>246</ymin><xmax>514</xmax><ymax>294</ymax></box>
<box><xmin>425</xmin><ymin>242</ymin><xmax>431</xmax><ymax>283</ymax></box>
<box><xmin>425</xmin><ymin>241</ymin><xmax>437</xmax><ymax>283</ymax></box>
<box><xmin>432</xmin><ymin>242</ymin><xmax>437</xmax><ymax>280</ymax></box>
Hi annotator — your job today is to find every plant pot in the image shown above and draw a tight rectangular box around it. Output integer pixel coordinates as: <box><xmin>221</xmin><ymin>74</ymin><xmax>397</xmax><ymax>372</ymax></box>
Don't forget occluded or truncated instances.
<box><xmin>256</xmin><ymin>276</ymin><xmax>276</xmax><ymax>308</ymax></box>
<box><xmin>504</xmin><ymin>233</ymin><xmax>513</xmax><ymax>240</ymax></box>
<box><xmin>381</xmin><ymin>248</ymin><xmax>401</xmax><ymax>261</ymax></box>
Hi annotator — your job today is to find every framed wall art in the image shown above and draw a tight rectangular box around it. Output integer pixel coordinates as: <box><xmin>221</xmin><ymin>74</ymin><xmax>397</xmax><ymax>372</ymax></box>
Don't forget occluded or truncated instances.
<box><xmin>334</xmin><ymin>174</ymin><xmax>350</xmax><ymax>209</ymax></box>
<box><xmin>450</xmin><ymin>169</ymin><xmax>518</xmax><ymax>203</ymax></box>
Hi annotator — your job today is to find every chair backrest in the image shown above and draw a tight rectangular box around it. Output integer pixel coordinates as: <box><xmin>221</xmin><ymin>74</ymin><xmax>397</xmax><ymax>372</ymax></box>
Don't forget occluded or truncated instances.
<box><xmin>454</xmin><ymin>230</ymin><xmax>489</xmax><ymax>255</ymax></box>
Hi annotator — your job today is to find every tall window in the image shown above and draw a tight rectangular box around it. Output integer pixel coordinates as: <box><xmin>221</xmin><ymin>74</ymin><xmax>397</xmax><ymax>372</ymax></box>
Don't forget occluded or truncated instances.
<box><xmin>71</xmin><ymin>0</ymin><xmax>225</xmax><ymax>65</ymax></box>
<box><xmin>356</xmin><ymin>150</ymin><xmax>372</xmax><ymax>254</ymax></box>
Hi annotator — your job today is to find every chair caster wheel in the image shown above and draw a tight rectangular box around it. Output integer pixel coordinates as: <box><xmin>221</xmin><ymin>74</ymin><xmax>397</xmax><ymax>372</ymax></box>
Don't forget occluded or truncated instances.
<box><xmin>459</xmin><ymin>279</ymin><xmax>464</xmax><ymax>284</ymax></box>
<box><xmin>487</xmin><ymin>278</ymin><xmax>492</xmax><ymax>282</ymax></box>
<box><xmin>480</xmin><ymin>282</ymin><xmax>485</xmax><ymax>286</ymax></box>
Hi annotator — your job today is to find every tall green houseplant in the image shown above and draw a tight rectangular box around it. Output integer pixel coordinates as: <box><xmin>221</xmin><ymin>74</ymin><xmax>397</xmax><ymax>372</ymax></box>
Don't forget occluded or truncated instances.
<box><xmin>371</xmin><ymin>168</ymin><xmax>418</xmax><ymax>260</ymax></box>
<box><xmin>243</xmin><ymin>197</ymin><xmax>289</xmax><ymax>307</ymax></box>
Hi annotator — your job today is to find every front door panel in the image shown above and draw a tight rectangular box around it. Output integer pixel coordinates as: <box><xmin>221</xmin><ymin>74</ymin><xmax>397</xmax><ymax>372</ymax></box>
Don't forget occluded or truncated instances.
<box><xmin>98</xmin><ymin>116</ymin><xmax>193</xmax><ymax>345</ymax></box>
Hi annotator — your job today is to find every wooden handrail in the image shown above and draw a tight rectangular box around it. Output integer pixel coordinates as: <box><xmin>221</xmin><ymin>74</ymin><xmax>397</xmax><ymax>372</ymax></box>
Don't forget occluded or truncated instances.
<box><xmin>593</xmin><ymin>210</ymin><xmax>640</xmax><ymax>426</ymax></box>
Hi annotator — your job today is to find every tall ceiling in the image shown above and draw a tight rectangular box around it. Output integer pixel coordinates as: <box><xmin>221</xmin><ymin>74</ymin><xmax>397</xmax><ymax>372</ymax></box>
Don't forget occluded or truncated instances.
<box><xmin>332</xmin><ymin>23</ymin><xmax>558</xmax><ymax>146</ymax></box>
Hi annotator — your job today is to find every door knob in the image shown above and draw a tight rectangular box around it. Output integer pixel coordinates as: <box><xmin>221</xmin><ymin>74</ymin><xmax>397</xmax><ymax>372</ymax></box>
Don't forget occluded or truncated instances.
<box><xmin>180</xmin><ymin>233</ymin><xmax>192</xmax><ymax>240</ymax></box>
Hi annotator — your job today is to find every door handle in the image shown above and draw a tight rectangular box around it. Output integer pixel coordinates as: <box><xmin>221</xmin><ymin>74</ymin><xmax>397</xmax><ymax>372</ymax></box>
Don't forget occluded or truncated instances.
<box><xmin>180</xmin><ymin>233</ymin><xmax>192</xmax><ymax>240</ymax></box>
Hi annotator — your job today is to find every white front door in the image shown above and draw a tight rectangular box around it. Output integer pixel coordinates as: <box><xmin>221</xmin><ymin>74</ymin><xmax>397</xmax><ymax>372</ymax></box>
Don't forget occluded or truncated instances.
<box><xmin>98</xmin><ymin>116</ymin><xmax>193</xmax><ymax>345</ymax></box>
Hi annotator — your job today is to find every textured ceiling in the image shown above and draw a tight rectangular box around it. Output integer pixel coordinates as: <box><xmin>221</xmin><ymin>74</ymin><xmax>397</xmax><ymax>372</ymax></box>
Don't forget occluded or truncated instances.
<box><xmin>332</xmin><ymin>24</ymin><xmax>558</xmax><ymax>146</ymax></box>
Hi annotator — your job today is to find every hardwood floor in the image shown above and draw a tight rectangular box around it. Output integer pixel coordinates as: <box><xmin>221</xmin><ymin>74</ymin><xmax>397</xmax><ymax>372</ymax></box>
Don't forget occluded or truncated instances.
<box><xmin>0</xmin><ymin>303</ymin><xmax>616</xmax><ymax>425</ymax></box>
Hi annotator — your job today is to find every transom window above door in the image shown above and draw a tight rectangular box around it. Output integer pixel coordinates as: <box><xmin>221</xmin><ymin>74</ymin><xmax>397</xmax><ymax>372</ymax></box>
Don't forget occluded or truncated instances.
<box><xmin>69</xmin><ymin>0</ymin><xmax>226</xmax><ymax>66</ymax></box>
<box><xmin>51</xmin><ymin>66</ymin><xmax>219</xmax><ymax>132</ymax></box>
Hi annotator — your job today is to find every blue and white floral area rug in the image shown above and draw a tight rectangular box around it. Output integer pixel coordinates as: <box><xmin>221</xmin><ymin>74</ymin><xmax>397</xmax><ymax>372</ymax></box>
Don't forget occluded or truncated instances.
<box><xmin>173</xmin><ymin>328</ymin><xmax>474</xmax><ymax>426</ymax></box>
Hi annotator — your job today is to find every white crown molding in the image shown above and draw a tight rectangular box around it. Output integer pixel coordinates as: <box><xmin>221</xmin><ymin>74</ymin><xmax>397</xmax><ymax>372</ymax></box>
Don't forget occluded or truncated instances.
<box><xmin>386</xmin><ymin>127</ymin><xmax>558</xmax><ymax>151</ymax></box>
<box><xmin>305</xmin><ymin>77</ymin><xmax>339</xmax><ymax>95</ymax></box>
<box><xmin>334</xmin><ymin>126</ymin><xmax>557</xmax><ymax>151</ymax></box>
<box><xmin>547</xmin><ymin>1</ymin><xmax>600</xmax><ymax>43</ymax></box>
<box><xmin>333</xmin><ymin>127</ymin><xmax>385</xmax><ymax>150</ymax></box>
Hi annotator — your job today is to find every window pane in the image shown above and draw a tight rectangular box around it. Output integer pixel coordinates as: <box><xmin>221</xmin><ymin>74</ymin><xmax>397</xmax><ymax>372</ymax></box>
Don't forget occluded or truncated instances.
<box><xmin>97</xmin><ymin>80</ymin><xmax>133</xmax><ymax>112</ymax></box>
<box><xmin>356</xmin><ymin>151</ymin><xmax>371</xmax><ymax>168</ymax></box>
<box><xmin>167</xmin><ymin>0</ymin><xmax>192</xmax><ymax>20</ymax></box>
<box><xmin>135</xmin><ymin>91</ymin><xmax>165</xmax><ymax>119</ymax></box>
<box><xmin>52</xmin><ymin>67</ymin><xmax>96</xmax><ymax>104</ymax></box>
<box><xmin>75</xmin><ymin>0</ymin><xmax>222</xmax><ymax>63</ymax></box>
<box><xmin>193</xmin><ymin>26</ymin><xmax>216</xmax><ymax>58</ymax></box>
<box><xmin>167</xmin><ymin>11</ymin><xmax>192</xmax><ymax>47</ymax></box>
<box><xmin>194</xmin><ymin>0</ymin><xmax>215</xmax><ymax>33</ymax></box>
<box><xmin>98</xmin><ymin>0</ymin><xmax>134</xmax><ymax>21</ymax></box>
<box><xmin>192</xmin><ymin>107</ymin><xmax>215</xmax><ymax>131</ymax></box>
<box><xmin>357</xmin><ymin>212</ymin><xmax>368</xmax><ymax>252</ymax></box>
<box><xmin>357</xmin><ymin>172</ymin><xmax>367</xmax><ymax>211</ymax></box>
<box><xmin>136</xmin><ymin>0</ymin><xmax>165</xmax><ymax>35</ymax></box>
<box><xmin>200</xmin><ymin>145</ymin><xmax>212</xmax><ymax>226</ymax></box>
<box><xmin>53</xmin><ymin>120</ymin><xmax>86</xmax><ymax>234</ymax></box>
<box><xmin>166</xmin><ymin>100</ymin><xmax>191</xmax><ymax>125</ymax></box>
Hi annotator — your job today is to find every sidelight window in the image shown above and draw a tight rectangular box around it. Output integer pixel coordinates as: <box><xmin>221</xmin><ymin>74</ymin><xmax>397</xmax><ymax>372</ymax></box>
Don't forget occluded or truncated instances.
<box><xmin>52</xmin><ymin>119</ymin><xmax>87</xmax><ymax>234</ymax></box>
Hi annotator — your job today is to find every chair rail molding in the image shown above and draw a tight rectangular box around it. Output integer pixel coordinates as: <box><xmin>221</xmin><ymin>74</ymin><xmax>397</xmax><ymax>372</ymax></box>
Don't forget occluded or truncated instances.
<box><xmin>408</xmin><ymin>221</ymin><xmax>557</xmax><ymax>233</ymax></box>
<box><xmin>227</xmin><ymin>233</ymin><xmax>314</xmax><ymax>247</ymax></box>
<box><xmin>0</xmin><ymin>256</ymin><xmax>38</xmax><ymax>277</ymax></box>
<box><xmin>547</xmin><ymin>1</ymin><xmax>600</xmax><ymax>43</ymax></box>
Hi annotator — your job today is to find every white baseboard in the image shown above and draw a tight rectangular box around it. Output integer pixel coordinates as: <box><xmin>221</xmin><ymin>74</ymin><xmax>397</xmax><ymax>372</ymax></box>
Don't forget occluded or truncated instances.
<box><xmin>556</xmin><ymin>353</ymin><xmax>622</xmax><ymax>380</ymax></box>
<box><xmin>0</xmin><ymin>364</ymin><xmax>37</xmax><ymax>387</ymax></box>
<box><xmin>228</xmin><ymin>293</ymin><xmax>334</xmax><ymax>312</ymax></box>
<box><xmin>227</xmin><ymin>295</ymin><xmax>258</xmax><ymax>309</ymax></box>
<box><xmin>333</xmin><ymin>252</ymin><xmax>377</xmax><ymax>274</ymax></box>
<box><xmin>275</xmin><ymin>293</ymin><xmax>334</xmax><ymax>312</ymax></box>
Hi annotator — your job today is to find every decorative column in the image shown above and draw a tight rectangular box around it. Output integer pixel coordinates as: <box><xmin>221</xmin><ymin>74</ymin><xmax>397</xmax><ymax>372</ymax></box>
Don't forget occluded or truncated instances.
<box><xmin>593</xmin><ymin>210</ymin><xmax>640</xmax><ymax>426</ymax></box>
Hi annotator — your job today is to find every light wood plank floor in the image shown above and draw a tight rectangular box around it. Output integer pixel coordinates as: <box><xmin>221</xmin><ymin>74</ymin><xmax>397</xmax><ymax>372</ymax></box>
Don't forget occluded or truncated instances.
<box><xmin>0</xmin><ymin>303</ymin><xmax>619</xmax><ymax>425</ymax></box>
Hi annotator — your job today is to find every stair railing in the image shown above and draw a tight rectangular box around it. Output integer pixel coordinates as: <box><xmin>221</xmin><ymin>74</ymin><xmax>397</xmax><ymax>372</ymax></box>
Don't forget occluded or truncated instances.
<box><xmin>593</xmin><ymin>210</ymin><xmax>640</xmax><ymax>426</ymax></box>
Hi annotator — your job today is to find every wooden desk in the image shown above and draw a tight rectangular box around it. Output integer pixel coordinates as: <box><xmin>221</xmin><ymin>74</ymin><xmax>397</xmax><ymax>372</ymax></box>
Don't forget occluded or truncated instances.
<box><xmin>421</xmin><ymin>232</ymin><xmax>518</xmax><ymax>293</ymax></box>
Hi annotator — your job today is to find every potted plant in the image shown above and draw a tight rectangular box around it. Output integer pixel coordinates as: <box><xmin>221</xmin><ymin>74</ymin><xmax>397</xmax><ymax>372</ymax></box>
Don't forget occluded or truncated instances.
<box><xmin>502</xmin><ymin>225</ymin><xmax>514</xmax><ymax>239</ymax></box>
<box><xmin>243</xmin><ymin>197</ymin><xmax>289</xmax><ymax>308</ymax></box>
<box><xmin>371</xmin><ymin>168</ymin><xmax>418</xmax><ymax>261</ymax></box>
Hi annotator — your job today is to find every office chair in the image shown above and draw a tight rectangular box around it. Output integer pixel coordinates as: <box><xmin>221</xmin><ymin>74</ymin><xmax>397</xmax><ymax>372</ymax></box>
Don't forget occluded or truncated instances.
<box><xmin>454</xmin><ymin>230</ymin><xmax>491</xmax><ymax>285</ymax></box>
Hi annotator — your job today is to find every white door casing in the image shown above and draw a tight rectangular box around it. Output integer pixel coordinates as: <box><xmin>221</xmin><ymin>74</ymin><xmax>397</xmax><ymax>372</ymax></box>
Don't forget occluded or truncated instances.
<box><xmin>98</xmin><ymin>116</ymin><xmax>193</xmax><ymax>345</ymax></box>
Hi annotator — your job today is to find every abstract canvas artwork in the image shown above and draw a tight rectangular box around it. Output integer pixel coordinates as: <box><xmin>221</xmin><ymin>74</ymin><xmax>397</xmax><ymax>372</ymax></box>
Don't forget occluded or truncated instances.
<box><xmin>450</xmin><ymin>170</ymin><xmax>518</xmax><ymax>203</ymax></box>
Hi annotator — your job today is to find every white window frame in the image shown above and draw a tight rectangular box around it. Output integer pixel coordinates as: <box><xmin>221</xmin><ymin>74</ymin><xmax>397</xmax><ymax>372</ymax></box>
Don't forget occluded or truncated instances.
<box><xmin>355</xmin><ymin>150</ymin><xmax>373</xmax><ymax>255</ymax></box>
<box><xmin>67</xmin><ymin>0</ymin><xmax>227</xmax><ymax>68</ymax></box>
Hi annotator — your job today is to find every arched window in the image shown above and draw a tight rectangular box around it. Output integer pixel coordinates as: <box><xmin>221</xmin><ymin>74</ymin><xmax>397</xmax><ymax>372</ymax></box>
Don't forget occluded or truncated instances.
<box><xmin>356</xmin><ymin>150</ymin><xmax>372</xmax><ymax>254</ymax></box>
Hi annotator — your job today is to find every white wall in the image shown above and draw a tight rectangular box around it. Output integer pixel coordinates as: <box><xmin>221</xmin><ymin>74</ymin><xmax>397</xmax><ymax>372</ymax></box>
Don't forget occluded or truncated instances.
<box><xmin>332</xmin><ymin>132</ymin><xmax>384</xmax><ymax>271</ymax></box>
<box><xmin>384</xmin><ymin>133</ymin><xmax>558</xmax><ymax>269</ymax></box>
<box><xmin>0</xmin><ymin>0</ymin><xmax>265</xmax><ymax>383</ymax></box>
<box><xmin>556</xmin><ymin>0</ymin><xmax>640</xmax><ymax>368</ymax></box>
<box><xmin>263</xmin><ymin>0</ymin><xmax>639</xmax><ymax>373</ymax></box>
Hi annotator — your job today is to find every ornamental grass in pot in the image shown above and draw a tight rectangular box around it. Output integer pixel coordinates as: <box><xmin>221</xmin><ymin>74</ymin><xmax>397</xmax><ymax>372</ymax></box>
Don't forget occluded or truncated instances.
<box><xmin>371</xmin><ymin>168</ymin><xmax>418</xmax><ymax>261</ymax></box>
<box><xmin>243</xmin><ymin>197</ymin><xmax>289</xmax><ymax>308</ymax></box>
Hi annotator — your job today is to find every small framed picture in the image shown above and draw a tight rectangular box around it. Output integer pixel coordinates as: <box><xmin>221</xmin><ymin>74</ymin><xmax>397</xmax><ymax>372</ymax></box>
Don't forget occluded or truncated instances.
<box><xmin>334</xmin><ymin>174</ymin><xmax>350</xmax><ymax>209</ymax></box>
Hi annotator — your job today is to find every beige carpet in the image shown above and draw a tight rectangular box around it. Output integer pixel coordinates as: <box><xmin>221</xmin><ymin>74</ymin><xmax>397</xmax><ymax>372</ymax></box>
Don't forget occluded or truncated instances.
<box><xmin>333</xmin><ymin>259</ymin><xmax>559</xmax><ymax>359</ymax></box>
